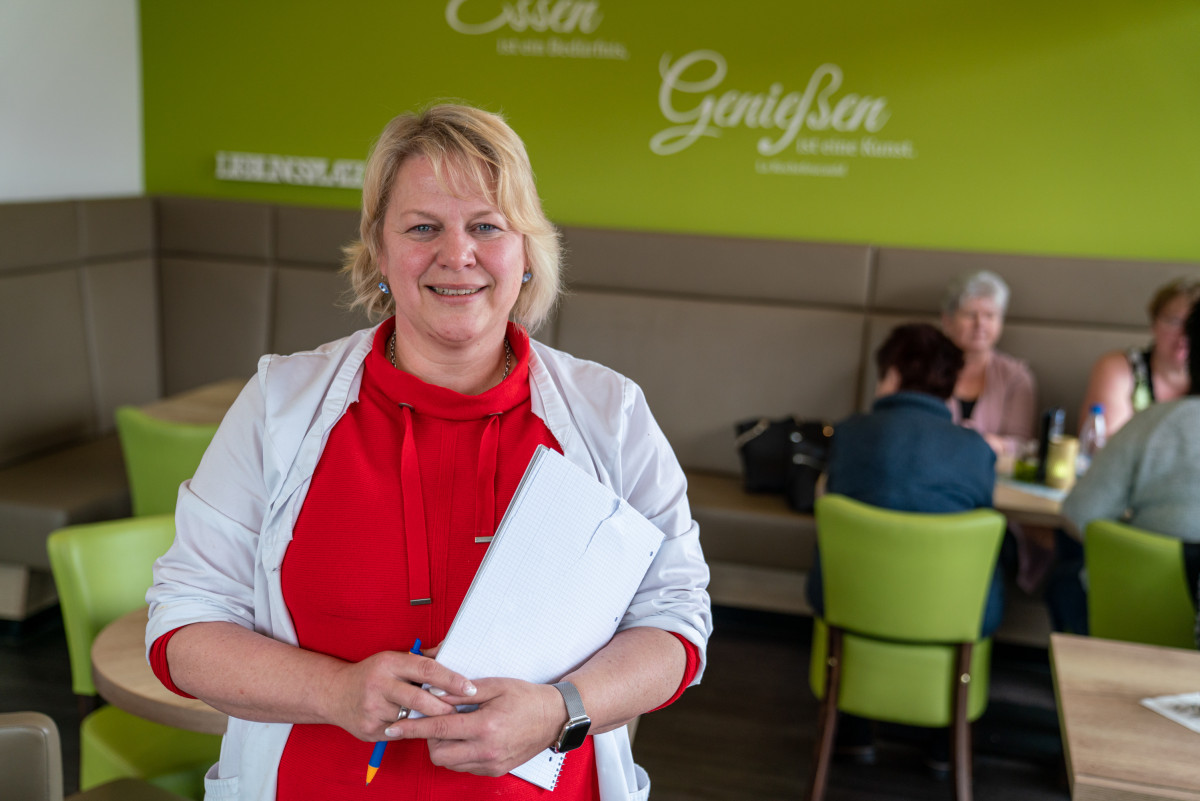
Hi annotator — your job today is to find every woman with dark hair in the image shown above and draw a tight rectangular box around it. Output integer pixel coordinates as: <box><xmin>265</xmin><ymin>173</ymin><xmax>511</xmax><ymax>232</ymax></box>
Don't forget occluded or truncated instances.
<box><xmin>812</xmin><ymin>323</ymin><xmax>998</xmax><ymax>523</ymax></box>
<box><xmin>804</xmin><ymin>323</ymin><xmax>1000</xmax><ymax>772</ymax></box>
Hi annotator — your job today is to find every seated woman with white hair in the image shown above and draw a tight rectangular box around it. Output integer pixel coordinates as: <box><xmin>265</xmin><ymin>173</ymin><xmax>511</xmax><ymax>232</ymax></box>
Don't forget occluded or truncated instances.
<box><xmin>942</xmin><ymin>270</ymin><xmax>1051</xmax><ymax>595</ymax></box>
<box><xmin>940</xmin><ymin>270</ymin><xmax>1037</xmax><ymax>460</ymax></box>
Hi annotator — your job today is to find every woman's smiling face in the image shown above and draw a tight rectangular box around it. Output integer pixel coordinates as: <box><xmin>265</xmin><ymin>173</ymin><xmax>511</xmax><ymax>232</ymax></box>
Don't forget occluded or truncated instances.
<box><xmin>379</xmin><ymin>155</ymin><xmax>526</xmax><ymax>351</ymax></box>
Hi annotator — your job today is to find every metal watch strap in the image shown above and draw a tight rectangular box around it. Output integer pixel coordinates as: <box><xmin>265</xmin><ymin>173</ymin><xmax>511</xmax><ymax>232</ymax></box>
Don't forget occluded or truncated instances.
<box><xmin>552</xmin><ymin>680</ymin><xmax>586</xmax><ymax>718</ymax></box>
<box><xmin>551</xmin><ymin>680</ymin><xmax>590</xmax><ymax>752</ymax></box>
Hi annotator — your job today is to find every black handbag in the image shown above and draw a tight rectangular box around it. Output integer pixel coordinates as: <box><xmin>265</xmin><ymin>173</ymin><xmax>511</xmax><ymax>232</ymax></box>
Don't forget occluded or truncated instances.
<box><xmin>735</xmin><ymin>416</ymin><xmax>833</xmax><ymax>512</ymax></box>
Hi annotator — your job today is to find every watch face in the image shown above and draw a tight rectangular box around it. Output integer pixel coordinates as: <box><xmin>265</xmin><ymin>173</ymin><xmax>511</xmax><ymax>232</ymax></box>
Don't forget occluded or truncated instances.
<box><xmin>555</xmin><ymin>716</ymin><xmax>591</xmax><ymax>752</ymax></box>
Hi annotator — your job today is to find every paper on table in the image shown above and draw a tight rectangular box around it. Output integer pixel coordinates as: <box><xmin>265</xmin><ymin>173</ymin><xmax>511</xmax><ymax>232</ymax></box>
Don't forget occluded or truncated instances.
<box><xmin>432</xmin><ymin>445</ymin><xmax>666</xmax><ymax>789</ymax></box>
<box><xmin>1140</xmin><ymin>692</ymin><xmax>1200</xmax><ymax>734</ymax></box>
<box><xmin>995</xmin><ymin>476</ymin><xmax>1068</xmax><ymax>502</ymax></box>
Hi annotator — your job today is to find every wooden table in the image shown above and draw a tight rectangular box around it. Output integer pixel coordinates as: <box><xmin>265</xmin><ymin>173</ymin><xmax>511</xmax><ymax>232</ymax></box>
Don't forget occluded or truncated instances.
<box><xmin>1051</xmin><ymin>632</ymin><xmax>1200</xmax><ymax>800</ymax></box>
<box><xmin>994</xmin><ymin>477</ymin><xmax>1066</xmax><ymax>529</ymax></box>
<box><xmin>91</xmin><ymin>607</ymin><xmax>228</xmax><ymax>735</ymax></box>
<box><xmin>138</xmin><ymin>377</ymin><xmax>246</xmax><ymax>424</ymax></box>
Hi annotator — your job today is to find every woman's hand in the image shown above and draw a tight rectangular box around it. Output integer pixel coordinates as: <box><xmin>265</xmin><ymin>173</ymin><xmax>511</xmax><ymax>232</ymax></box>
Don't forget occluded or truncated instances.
<box><xmin>328</xmin><ymin>649</ymin><xmax>477</xmax><ymax>742</ymax></box>
<box><xmin>982</xmin><ymin>432</ymin><xmax>1007</xmax><ymax>456</ymax></box>
<box><xmin>166</xmin><ymin>623</ymin><xmax>475</xmax><ymax>737</ymax></box>
<box><xmin>384</xmin><ymin>678</ymin><xmax>564</xmax><ymax>776</ymax></box>
<box><xmin>376</xmin><ymin>627</ymin><xmax>687</xmax><ymax>775</ymax></box>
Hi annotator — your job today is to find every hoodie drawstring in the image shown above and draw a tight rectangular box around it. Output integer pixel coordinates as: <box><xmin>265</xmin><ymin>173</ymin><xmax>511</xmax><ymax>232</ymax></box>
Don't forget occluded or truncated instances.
<box><xmin>398</xmin><ymin>404</ymin><xmax>431</xmax><ymax>606</ymax></box>
<box><xmin>398</xmin><ymin>405</ymin><xmax>504</xmax><ymax>605</ymax></box>
<box><xmin>476</xmin><ymin>414</ymin><xmax>502</xmax><ymax>539</ymax></box>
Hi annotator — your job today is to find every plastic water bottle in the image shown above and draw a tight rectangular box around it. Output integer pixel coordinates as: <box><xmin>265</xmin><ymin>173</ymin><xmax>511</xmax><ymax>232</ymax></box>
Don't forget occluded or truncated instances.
<box><xmin>1077</xmin><ymin>403</ymin><xmax>1107</xmax><ymax>475</ymax></box>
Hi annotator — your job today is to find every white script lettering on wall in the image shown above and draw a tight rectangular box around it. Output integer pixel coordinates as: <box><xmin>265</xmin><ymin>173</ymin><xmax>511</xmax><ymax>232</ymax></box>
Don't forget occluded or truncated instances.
<box><xmin>445</xmin><ymin>0</ymin><xmax>602</xmax><ymax>35</ymax></box>
<box><xmin>494</xmin><ymin>36</ymin><xmax>626</xmax><ymax>59</ymax></box>
<box><xmin>445</xmin><ymin>0</ymin><xmax>628</xmax><ymax>60</ymax></box>
<box><xmin>651</xmin><ymin>49</ymin><xmax>915</xmax><ymax>176</ymax></box>
<box><xmin>215</xmin><ymin>152</ymin><xmax>365</xmax><ymax>188</ymax></box>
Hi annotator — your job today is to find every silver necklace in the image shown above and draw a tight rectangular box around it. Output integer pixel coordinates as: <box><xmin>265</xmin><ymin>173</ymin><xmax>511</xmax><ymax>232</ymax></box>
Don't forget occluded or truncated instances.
<box><xmin>389</xmin><ymin>333</ymin><xmax>512</xmax><ymax>382</ymax></box>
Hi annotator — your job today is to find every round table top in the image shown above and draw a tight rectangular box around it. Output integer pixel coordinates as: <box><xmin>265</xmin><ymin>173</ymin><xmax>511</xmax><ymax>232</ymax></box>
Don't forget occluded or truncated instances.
<box><xmin>91</xmin><ymin>607</ymin><xmax>229</xmax><ymax>736</ymax></box>
<box><xmin>136</xmin><ymin>378</ymin><xmax>245</xmax><ymax>425</ymax></box>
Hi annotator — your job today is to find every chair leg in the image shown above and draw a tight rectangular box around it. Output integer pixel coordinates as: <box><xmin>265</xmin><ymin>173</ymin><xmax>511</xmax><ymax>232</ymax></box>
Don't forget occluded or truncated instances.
<box><xmin>951</xmin><ymin>642</ymin><xmax>974</xmax><ymax>801</ymax></box>
<box><xmin>77</xmin><ymin>693</ymin><xmax>100</xmax><ymax>722</ymax></box>
<box><xmin>806</xmin><ymin>626</ymin><xmax>843</xmax><ymax>801</ymax></box>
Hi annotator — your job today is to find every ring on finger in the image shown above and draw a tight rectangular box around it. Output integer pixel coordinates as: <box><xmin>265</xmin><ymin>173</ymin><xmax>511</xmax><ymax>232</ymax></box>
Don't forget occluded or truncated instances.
<box><xmin>397</xmin><ymin>706</ymin><xmax>410</xmax><ymax>721</ymax></box>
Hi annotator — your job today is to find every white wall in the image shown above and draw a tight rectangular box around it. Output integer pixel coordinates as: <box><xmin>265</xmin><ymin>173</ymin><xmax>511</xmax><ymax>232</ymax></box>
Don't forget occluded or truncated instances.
<box><xmin>0</xmin><ymin>0</ymin><xmax>142</xmax><ymax>202</ymax></box>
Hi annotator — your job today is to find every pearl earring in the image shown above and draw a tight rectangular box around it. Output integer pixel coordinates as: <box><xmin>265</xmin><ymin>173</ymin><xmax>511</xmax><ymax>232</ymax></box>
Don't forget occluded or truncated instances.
<box><xmin>521</xmin><ymin>272</ymin><xmax>532</xmax><ymax>284</ymax></box>
<box><xmin>378</xmin><ymin>281</ymin><xmax>390</xmax><ymax>294</ymax></box>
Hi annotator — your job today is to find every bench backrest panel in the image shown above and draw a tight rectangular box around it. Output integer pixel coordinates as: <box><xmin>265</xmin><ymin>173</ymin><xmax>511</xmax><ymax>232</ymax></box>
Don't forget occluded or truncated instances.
<box><xmin>0</xmin><ymin>199</ymin><xmax>158</xmax><ymax>468</ymax></box>
<box><xmin>556</xmin><ymin>290</ymin><xmax>864</xmax><ymax>474</ymax></box>
<box><xmin>562</xmin><ymin>226</ymin><xmax>873</xmax><ymax>307</ymax></box>
<box><xmin>875</xmin><ymin>247</ymin><xmax>1200</xmax><ymax>327</ymax></box>
<box><xmin>85</xmin><ymin>259</ymin><xmax>162</xmax><ymax>436</ymax></box>
<box><xmin>273</xmin><ymin>267</ymin><xmax>371</xmax><ymax>357</ymax></box>
<box><xmin>159</xmin><ymin>258</ymin><xmax>273</xmax><ymax>395</ymax></box>
<box><xmin>157</xmin><ymin>198</ymin><xmax>370</xmax><ymax>394</ymax></box>
<box><xmin>0</xmin><ymin>269</ymin><xmax>94</xmax><ymax>465</ymax></box>
<box><xmin>4</xmin><ymin>195</ymin><xmax>1199</xmax><ymax>475</ymax></box>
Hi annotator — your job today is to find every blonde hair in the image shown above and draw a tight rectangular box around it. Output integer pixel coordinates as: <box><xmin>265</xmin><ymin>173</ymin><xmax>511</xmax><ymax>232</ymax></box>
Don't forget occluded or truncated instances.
<box><xmin>342</xmin><ymin>104</ymin><xmax>562</xmax><ymax>331</ymax></box>
<box><xmin>1147</xmin><ymin>278</ymin><xmax>1200</xmax><ymax>322</ymax></box>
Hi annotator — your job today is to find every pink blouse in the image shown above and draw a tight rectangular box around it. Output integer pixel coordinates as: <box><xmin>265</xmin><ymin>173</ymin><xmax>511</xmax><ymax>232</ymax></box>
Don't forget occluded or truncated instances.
<box><xmin>949</xmin><ymin>350</ymin><xmax>1037</xmax><ymax>456</ymax></box>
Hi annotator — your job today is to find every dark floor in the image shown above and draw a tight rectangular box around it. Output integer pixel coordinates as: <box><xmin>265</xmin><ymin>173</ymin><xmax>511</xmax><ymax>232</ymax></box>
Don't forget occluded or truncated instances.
<box><xmin>634</xmin><ymin>607</ymin><xmax>1070</xmax><ymax>801</ymax></box>
<box><xmin>0</xmin><ymin>605</ymin><xmax>1069</xmax><ymax>799</ymax></box>
<box><xmin>0</xmin><ymin>607</ymin><xmax>81</xmax><ymax>792</ymax></box>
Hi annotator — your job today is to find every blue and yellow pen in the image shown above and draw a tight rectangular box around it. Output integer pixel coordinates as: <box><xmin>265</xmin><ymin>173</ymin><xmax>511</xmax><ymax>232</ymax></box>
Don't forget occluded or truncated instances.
<box><xmin>366</xmin><ymin>638</ymin><xmax>421</xmax><ymax>785</ymax></box>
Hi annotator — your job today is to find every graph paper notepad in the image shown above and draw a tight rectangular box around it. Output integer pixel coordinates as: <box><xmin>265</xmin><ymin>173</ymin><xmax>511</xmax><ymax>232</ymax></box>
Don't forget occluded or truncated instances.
<box><xmin>433</xmin><ymin>445</ymin><xmax>667</xmax><ymax>789</ymax></box>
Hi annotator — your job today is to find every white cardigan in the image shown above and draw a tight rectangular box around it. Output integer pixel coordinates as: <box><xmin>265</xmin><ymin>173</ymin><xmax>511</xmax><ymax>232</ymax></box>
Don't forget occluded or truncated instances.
<box><xmin>147</xmin><ymin>325</ymin><xmax>712</xmax><ymax>801</ymax></box>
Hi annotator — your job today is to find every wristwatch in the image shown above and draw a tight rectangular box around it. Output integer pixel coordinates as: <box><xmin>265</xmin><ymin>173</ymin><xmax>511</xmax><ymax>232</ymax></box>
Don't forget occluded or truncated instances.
<box><xmin>550</xmin><ymin>681</ymin><xmax>592</xmax><ymax>753</ymax></box>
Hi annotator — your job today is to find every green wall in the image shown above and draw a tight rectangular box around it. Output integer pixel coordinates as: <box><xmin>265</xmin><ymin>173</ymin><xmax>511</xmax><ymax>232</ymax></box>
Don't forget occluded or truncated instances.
<box><xmin>142</xmin><ymin>0</ymin><xmax>1200</xmax><ymax>262</ymax></box>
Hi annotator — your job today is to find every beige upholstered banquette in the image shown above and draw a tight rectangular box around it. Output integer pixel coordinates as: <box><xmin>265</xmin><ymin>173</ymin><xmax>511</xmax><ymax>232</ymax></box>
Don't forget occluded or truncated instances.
<box><xmin>2</xmin><ymin>196</ymin><xmax>1197</xmax><ymax>644</ymax></box>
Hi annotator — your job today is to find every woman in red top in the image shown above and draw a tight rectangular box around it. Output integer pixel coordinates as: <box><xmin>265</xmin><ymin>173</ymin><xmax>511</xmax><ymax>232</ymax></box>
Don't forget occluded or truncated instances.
<box><xmin>147</xmin><ymin>105</ymin><xmax>710</xmax><ymax>800</ymax></box>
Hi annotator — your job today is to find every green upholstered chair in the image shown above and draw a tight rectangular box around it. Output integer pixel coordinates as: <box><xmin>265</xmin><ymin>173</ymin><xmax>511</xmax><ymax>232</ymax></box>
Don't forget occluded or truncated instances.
<box><xmin>46</xmin><ymin>517</ymin><xmax>220</xmax><ymax>800</ymax></box>
<box><xmin>115</xmin><ymin>406</ymin><xmax>218</xmax><ymax>517</ymax></box>
<box><xmin>1084</xmin><ymin>519</ymin><xmax>1197</xmax><ymax>649</ymax></box>
<box><xmin>806</xmin><ymin>494</ymin><xmax>1006</xmax><ymax>801</ymax></box>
